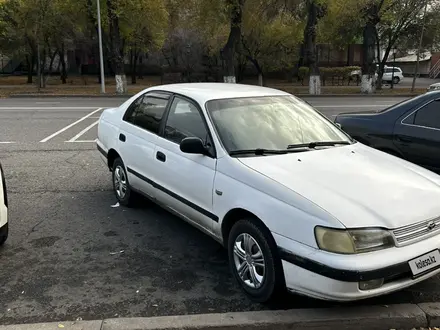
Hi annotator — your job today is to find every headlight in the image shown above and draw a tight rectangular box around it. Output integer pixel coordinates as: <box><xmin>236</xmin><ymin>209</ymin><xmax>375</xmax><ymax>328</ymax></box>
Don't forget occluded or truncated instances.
<box><xmin>315</xmin><ymin>226</ymin><xmax>395</xmax><ymax>254</ymax></box>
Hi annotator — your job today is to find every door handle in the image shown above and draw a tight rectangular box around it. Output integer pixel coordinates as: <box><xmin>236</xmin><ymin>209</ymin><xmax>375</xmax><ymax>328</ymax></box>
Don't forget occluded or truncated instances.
<box><xmin>156</xmin><ymin>151</ymin><xmax>166</xmax><ymax>162</ymax></box>
<box><xmin>397</xmin><ymin>135</ymin><xmax>412</xmax><ymax>143</ymax></box>
<box><xmin>119</xmin><ymin>134</ymin><xmax>126</xmax><ymax>142</ymax></box>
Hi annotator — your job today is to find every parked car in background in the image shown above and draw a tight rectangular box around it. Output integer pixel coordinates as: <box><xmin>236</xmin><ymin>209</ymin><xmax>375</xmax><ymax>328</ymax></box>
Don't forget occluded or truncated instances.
<box><xmin>382</xmin><ymin>67</ymin><xmax>404</xmax><ymax>84</ymax></box>
<box><xmin>97</xmin><ymin>83</ymin><xmax>440</xmax><ymax>303</ymax></box>
<box><xmin>349</xmin><ymin>66</ymin><xmax>403</xmax><ymax>84</ymax></box>
<box><xmin>427</xmin><ymin>82</ymin><xmax>440</xmax><ymax>92</ymax></box>
<box><xmin>335</xmin><ymin>91</ymin><xmax>440</xmax><ymax>172</ymax></box>
<box><xmin>0</xmin><ymin>162</ymin><xmax>8</xmax><ymax>246</ymax></box>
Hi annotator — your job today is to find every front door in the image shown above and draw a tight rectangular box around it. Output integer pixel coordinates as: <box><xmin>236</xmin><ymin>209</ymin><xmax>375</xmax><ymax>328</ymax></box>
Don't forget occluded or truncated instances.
<box><xmin>152</xmin><ymin>95</ymin><xmax>218</xmax><ymax>233</ymax></box>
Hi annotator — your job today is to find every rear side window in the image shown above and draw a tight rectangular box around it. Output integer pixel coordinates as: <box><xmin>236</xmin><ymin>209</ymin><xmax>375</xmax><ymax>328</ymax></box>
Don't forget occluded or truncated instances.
<box><xmin>414</xmin><ymin>100</ymin><xmax>440</xmax><ymax>129</ymax></box>
<box><xmin>124</xmin><ymin>96</ymin><xmax>169</xmax><ymax>134</ymax></box>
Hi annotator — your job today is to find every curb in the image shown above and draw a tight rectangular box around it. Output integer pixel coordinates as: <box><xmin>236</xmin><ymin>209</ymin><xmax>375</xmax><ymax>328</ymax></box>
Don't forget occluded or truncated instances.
<box><xmin>0</xmin><ymin>303</ymin><xmax>439</xmax><ymax>330</ymax></box>
<box><xmin>7</xmin><ymin>93</ymin><xmax>421</xmax><ymax>98</ymax></box>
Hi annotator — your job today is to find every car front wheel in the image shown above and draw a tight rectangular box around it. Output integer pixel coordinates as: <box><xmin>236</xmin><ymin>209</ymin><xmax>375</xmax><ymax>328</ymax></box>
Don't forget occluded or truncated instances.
<box><xmin>112</xmin><ymin>158</ymin><xmax>134</xmax><ymax>207</ymax></box>
<box><xmin>228</xmin><ymin>219</ymin><xmax>285</xmax><ymax>303</ymax></box>
<box><xmin>0</xmin><ymin>223</ymin><xmax>8</xmax><ymax>246</ymax></box>
<box><xmin>393</xmin><ymin>77</ymin><xmax>400</xmax><ymax>84</ymax></box>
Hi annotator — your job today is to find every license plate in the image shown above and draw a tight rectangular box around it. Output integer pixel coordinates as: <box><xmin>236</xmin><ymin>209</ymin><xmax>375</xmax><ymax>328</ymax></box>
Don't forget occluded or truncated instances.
<box><xmin>408</xmin><ymin>249</ymin><xmax>440</xmax><ymax>276</ymax></box>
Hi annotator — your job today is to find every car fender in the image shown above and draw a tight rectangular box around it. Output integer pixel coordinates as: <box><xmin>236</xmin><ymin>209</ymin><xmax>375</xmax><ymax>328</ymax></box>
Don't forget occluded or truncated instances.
<box><xmin>212</xmin><ymin>157</ymin><xmax>344</xmax><ymax>249</ymax></box>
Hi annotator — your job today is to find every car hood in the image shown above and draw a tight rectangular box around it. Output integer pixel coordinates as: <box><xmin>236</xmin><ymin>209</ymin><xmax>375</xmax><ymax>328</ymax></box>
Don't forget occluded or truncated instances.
<box><xmin>238</xmin><ymin>143</ymin><xmax>440</xmax><ymax>229</ymax></box>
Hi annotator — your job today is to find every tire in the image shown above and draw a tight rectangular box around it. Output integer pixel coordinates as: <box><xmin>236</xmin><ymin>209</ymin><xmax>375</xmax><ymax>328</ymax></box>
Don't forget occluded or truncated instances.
<box><xmin>228</xmin><ymin>218</ymin><xmax>285</xmax><ymax>303</ymax></box>
<box><xmin>112</xmin><ymin>158</ymin><xmax>134</xmax><ymax>207</ymax></box>
<box><xmin>0</xmin><ymin>223</ymin><xmax>8</xmax><ymax>246</ymax></box>
<box><xmin>393</xmin><ymin>77</ymin><xmax>400</xmax><ymax>84</ymax></box>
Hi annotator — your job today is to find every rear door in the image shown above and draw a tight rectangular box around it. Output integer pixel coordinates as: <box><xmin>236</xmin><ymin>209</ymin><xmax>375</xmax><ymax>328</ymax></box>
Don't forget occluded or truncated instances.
<box><xmin>118</xmin><ymin>92</ymin><xmax>171</xmax><ymax>197</ymax></box>
<box><xmin>394</xmin><ymin>99</ymin><xmax>440</xmax><ymax>170</ymax></box>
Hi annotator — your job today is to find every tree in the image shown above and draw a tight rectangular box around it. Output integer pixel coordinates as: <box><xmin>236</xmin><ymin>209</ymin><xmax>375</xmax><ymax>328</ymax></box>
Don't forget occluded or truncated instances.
<box><xmin>375</xmin><ymin>0</ymin><xmax>430</xmax><ymax>89</ymax></box>
<box><xmin>303</xmin><ymin>0</ymin><xmax>327</xmax><ymax>94</ymax></box>
<box><xmin>221</xmin><ymin>0</ymin><xmax>245</xmax><ymax>83</ymax></box>
<box><xmin>360</xmin><ymin>0</ymin><xmax>382</xmax><ymax>94</ymax></box>
<box><xmin>106</xmin><ymin>0</ymin><xmax>126</xmax><ymax>94</ymax></box>
<box><xmin>122</xmin><ymin>0</ymin><xmax>168</xmax><ymax>84</ymax></box>
<box><xmin>240</xmin><ymin>0</ymin><xmax>303</xmax><ymax>85</ymax></box>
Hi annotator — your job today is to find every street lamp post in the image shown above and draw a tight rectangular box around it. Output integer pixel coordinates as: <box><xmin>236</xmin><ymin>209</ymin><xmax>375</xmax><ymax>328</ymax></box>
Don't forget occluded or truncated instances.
<box><xmin>97</xmin><ymin>0</ymin><xmax>105</xmax><ymax>94</ymax></box>
<box><xmin>391</xmin><ymin>48</ymin><xmax>396</xmax><ymax>89</ymax></box>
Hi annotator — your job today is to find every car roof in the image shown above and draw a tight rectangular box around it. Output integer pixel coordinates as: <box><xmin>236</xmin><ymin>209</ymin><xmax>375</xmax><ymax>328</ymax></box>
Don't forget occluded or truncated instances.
<box><xmin>147</xmin><ymin>83</ymin><xmax>290</xmax><ymax>104</ymax></box>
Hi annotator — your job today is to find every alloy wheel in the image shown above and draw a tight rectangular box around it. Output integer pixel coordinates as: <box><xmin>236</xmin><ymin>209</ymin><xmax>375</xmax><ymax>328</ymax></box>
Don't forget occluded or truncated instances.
<box><xmin>233</xmin><ymin>233</ymin><xmax>266</xmax><ymax>289</ymax></box>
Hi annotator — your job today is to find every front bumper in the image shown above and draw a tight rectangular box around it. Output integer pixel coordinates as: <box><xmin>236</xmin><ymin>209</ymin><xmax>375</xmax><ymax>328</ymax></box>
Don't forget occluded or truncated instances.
<box><xmin>274</xmin><ymin>232</ymin><xmax>440</xmax><ymax>301</ymax></box>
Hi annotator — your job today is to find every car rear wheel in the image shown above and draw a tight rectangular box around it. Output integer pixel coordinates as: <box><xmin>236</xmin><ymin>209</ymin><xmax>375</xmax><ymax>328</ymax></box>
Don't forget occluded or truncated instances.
<box><xmin>228</xmin><ymin>218</ymin><xmax>285</xmax><ymax>303</ymax></box>
<box><xmin>0</xmin><ymin>223</ymin><xmax>8</xmax><ymax>246</ymax></box>
<box><xmin>112</xmin><ymin>158</ymin><xmax>134</xmax><ymax>207</ymax></box>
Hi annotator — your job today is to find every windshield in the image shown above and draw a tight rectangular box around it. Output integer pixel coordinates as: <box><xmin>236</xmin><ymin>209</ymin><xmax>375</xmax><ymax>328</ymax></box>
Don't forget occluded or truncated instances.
<box><xmin>206</xmin><ymin>95</ymin><xmax>352</xmax><ymax>153</ymax></box>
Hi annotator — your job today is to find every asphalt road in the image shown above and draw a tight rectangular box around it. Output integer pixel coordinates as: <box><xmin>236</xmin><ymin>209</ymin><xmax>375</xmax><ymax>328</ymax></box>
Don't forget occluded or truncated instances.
<box><xmin>0</xmin><ymin>96</ymin><xmax>439</xmax><ymax>325</ymax></box>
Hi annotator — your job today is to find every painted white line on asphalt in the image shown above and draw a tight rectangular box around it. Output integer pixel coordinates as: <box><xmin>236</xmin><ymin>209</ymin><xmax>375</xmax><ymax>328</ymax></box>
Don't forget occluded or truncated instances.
<box><xmin>0</xmin><ymin>107</ymin><xmax>100</xmax><ymax>110</ymax></box>
<box><xmin>40</xmin><ymin>108</ymin><xmax>103</xmax><ymax>143</ymax></box>
<box><xmin>0</xmin><ymin>141</ymin><xmax>14</xmax><ymax>144</ymax></box>
<box><xmin>68</xmin><ymin>139</ymin><xmax>98</xmax><ymax>143</ymax></box>
<box><xmin>314</xmin><ymin>105</ymin><xmax>390</xmax><ymax>108</ymax></box>
<box><xmin>67</xmin><ymin>120</ymin><xmax>99</xmax><ymax>142</ymax></box>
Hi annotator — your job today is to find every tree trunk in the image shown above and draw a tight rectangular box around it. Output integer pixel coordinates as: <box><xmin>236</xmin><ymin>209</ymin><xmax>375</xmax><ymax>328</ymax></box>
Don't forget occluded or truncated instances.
<box><xmin>26</xmin><ymin>54</ymin><xmax>33</xmax><ymax>84</ymax></box>
<box><xmin>248</xmin><ymin>57</ymin><xmax>263</xmax><ymax>86</ymax></box>
<box><xmin>138</xmin><ymin>54</ymin><xmax>143</xmax><ymax>79</ymax></box>
<box><xmin>107</xmin><ymin>0</ymin><xmax>127</xmax><ymax>94</ymax></box>
<box><xmin>131</xmin><ymin>48</ymin><xmax>138</xmax><ymax>84</ymax></box>
<box><xmin>60</xmin><ymin>43</ymin><xmax>67</xmax><ymax>84</ymax></box>
<box><xmin>361</xmin><ymin>22</ymin><xmax>377</xmax><ymax>94</ymax></box>
<box><xmin>304</xmin><ymin>0</ymin><xmax>325</xmax><ymax>95</ymax></box>
<box><xmin>221</xmin><ymin>0</ymin><xmax>244</xmax><ymax>83</ymax></box>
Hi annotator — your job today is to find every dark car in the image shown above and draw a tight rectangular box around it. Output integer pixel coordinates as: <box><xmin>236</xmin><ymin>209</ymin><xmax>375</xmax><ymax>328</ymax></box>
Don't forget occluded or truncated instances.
<box><xmin>334</xmin><ymin>91</ymin><xmax>440</xmax><ymax>172</ymax></box>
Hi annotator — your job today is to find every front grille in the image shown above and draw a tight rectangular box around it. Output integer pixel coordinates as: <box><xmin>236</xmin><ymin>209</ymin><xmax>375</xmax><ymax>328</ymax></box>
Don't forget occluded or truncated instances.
<box><xmin>392</xmin><ymin>217</ymin><xmax>440</xmax><ymax>246</ymax></box>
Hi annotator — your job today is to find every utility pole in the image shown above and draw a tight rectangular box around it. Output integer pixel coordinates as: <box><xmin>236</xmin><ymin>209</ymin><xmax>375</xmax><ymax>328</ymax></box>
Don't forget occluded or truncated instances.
<box><xmin>412</xmin><ymin>2</ymin><xmax>429</xmax><ymax>92</ymax></box>
<box><xmin>97</xmin><ymin>0</ymin><xmax>106</xmax><ymax>93</ymax></box>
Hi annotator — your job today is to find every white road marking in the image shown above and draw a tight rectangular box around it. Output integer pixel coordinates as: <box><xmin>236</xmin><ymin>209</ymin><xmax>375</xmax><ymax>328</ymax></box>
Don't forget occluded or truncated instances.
<box><xmin>0</xmin><ymin>141</ymin><xmax>14</xmax><ymax>144</ymax></box>
<box><xmin>40</xmin><ymin>108</ymin><xmax>103</xmax><ymax>142</ymax></box>
<box><xmin>0</xmin><ymin>107</ymin><xmax>100</xmax><ymax>110</ymax></box>
<box><xmin>68</xmin><ymin>139</ymin><xmax>98</xmax><ymax>143</ymax></box>
<box><xmin>67</xmin><ymin>120</ymin><xmax>99</xmax><ymax>142</ymax></box>
<box><xmin>314</xmin><ymin>104</ymin><xmax>391</xmax><ymax>108</ymax></box>
<box><xmin>35</xmin><ymin>102</ymin><xmax>61</xmax><ymax>104</ymax></box>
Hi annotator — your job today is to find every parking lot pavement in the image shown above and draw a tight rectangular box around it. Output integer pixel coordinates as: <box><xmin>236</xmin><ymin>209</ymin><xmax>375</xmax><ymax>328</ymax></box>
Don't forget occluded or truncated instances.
<box><xmin>0</xmin><ymin>96</ymin><xmax>439</xmax><ymax>325</ymax></box>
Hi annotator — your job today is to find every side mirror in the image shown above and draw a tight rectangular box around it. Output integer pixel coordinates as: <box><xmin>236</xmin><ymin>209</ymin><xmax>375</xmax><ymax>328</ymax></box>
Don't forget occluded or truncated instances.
<box><xmin>335</xmin><ymin>122</ymin><xmax>342</xmax><ymax>129</ymax></box>
<box><xmin>180</xmin><ymin>137</ymin><xmax>208</xmax><ymax>155</ymax></box>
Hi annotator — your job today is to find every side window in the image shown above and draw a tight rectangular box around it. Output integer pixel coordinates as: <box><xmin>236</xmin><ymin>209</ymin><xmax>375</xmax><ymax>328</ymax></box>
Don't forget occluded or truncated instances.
<box><xmin>125</xmin><ymin>95</ymin><xmax>168</xmax><ymax>134</ymax></box>
<box><xmin>164</xmin><ymin>97</ymin><xmax>210</xmax><ymax>145</ymax></box>
<box><xmin>123</xmin><ymin>96</ymin><xmax>143</xmax><ymax>124</ymax></box>
<box><xmin>384</xmin><ymin>68</ymin><xmax>393</xmax><ymax>74</ymax></box>
<box><xmin>414</xmin><ymin>101</ymin><xmax>440</xmax><ymax>129</ymax></box>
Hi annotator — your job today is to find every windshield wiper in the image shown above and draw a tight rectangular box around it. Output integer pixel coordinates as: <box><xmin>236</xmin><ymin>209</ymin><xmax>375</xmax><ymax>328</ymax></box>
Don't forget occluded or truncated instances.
<box><xmin>229</xmin><ymin>148</ymin><xmax>288</xmax><ymax>156</ymax></box>
<box><xmin>287</xmin><ymin>141</ymin><xmax>351</xmax><ymax>149</ymax></box>
<box><xmin>229</xmin><ymin>147</ymin><xmax>314</xmax><ymax>156</ymax></box>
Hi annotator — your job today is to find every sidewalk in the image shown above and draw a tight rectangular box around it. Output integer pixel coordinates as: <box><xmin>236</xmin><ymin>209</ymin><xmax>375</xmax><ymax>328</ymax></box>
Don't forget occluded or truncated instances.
<box><xmin>1</xmin><ymin>303</ymin><xmax>439</xmax><ymax>330</ymax></box>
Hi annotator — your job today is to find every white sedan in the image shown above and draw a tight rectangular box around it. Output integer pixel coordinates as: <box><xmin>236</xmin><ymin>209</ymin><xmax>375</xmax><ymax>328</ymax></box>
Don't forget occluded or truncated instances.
<box><xmin>0</xmin><ymin>162</ymin><xmax>8</xmax><ymax>246</ymax></box>
<box><xmin>96</xmin><ymin>83</ymin><xmax>440</xmax><ymax>302</ymax></box>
